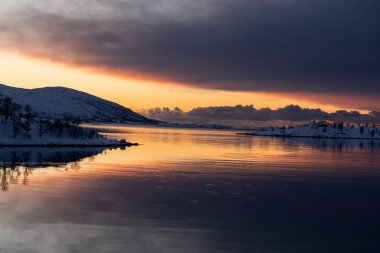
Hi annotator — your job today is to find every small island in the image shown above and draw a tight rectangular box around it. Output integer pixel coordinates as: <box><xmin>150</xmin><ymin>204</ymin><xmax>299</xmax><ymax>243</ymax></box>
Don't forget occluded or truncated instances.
<box><xmin>0</xmin><ymin>95</ymin><xmax>136</xmax><ymax>147</ymax></box>
<box><xmin>244</xmin><ymin>121</ymin><xmax>380</xmax><ymax>140</ymax></box>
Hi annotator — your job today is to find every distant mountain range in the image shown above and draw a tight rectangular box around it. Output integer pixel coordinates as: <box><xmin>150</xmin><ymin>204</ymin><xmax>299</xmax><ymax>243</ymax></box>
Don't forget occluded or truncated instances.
<box><xmin>0</xmin><ymin>84</ymin><xmax>155</xmax><ymax>123</ymax></box>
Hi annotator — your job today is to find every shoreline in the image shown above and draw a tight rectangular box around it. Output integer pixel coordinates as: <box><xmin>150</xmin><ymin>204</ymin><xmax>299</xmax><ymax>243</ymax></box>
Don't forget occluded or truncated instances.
<box><xmin>0</xmin><ymin>142</ymin><xmax>139</xmax><ymax>147</ymax></box>
<box><xmin>239</xmin><ymin>133</ymin><xmax>380</xmax><ymax>140</ymax></box>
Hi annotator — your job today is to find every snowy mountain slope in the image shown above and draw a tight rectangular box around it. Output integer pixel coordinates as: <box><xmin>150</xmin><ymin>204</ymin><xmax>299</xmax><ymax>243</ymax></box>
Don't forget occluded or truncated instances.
<box><xmin>0</xmin><ymin>84</ymin><xmax>155</xmax><ymax>123</ymax></box>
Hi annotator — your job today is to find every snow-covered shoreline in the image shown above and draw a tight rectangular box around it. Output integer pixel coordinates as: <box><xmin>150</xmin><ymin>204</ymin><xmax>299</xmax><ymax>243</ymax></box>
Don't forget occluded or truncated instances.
<box><xmin>243</xmin><ymin>123</ymin><xmax>380</xmax><ymax>140</ymax></box>
<box><xmin>0</xmin><ymin>122</ymin><xmax>137</xmax><ymax>147</ymax></box>
<box><xmin>0</xmin><ymin>142</ymin><xmax>138</xmax><ymax>147</ymax></box>
<box><xmin>0</xmin><ymin>93</ymin><xmax>138</xmax><ymax>147</ymax></box>
<box><xmin>0</xmin><ymin>136</ymin><xmax>137</xmax><ymax>147</ymax></box>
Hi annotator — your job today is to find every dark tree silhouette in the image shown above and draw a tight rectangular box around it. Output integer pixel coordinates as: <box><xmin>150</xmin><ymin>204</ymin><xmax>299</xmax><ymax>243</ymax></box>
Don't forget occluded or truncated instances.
<box><xmin>0</xmin><ymin>96</ymin><xmax>13</xmax><ymax>123</ymax></box>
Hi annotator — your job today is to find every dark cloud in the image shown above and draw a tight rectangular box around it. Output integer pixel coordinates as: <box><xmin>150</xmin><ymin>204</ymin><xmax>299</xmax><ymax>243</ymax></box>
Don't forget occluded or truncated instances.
<box><xmin>140</xmin><ymin>105</ymin><xmax>380</xmax><ymax>127</ymax></box>
<box><xmin>1</xmin><ymin>0</ymin><xmax>380</xmax><ymax>96</ymax></box>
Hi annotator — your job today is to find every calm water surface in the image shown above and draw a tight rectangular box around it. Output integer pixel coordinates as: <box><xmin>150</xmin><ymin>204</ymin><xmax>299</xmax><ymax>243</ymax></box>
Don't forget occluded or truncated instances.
<box><xmin>1</xmin><ymin>125</ymin><xmax>380</xmax><ymax>253</ymax></box>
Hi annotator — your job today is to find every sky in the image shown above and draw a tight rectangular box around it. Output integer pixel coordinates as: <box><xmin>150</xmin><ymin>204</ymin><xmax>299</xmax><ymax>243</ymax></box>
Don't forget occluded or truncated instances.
<box><xmin>0</xmin><ymin>0</ymin><xmax>379</xmax><ymax>116</ymax></box>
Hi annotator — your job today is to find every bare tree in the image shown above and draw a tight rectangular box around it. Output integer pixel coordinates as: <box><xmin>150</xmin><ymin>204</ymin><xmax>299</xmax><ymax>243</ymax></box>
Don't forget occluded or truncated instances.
<box><xmin>0</xmin><ymin>96</ymin><xmax>13</xmax><ymax>123</ymax></box>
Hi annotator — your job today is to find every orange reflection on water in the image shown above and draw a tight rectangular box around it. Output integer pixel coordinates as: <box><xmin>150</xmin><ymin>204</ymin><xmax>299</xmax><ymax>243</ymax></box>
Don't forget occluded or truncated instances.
<box><xmin>2</xmin><ymin>125</ymin><xmax>380</xmax><ymax>193</ymax></box>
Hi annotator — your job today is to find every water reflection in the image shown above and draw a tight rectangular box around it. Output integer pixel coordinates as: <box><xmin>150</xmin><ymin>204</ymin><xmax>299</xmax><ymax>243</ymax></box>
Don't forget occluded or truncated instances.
<box><xmin>92</xmin><ymin>124</ymin><xmax>380</xmax><ymax>151</ymax></box>
<box><xmin>276</xmin><ymin>137</ymin><xmax>380</xmax><ymax>151</ymax></box>
<box><xmin>1</xmin><ymin>126</ymin><xmax>380</xmax><ymax>253</ymax></box>
<box><xmin>0</xmin><ymin>147</ymin><xmax>119</xmax><ymax>191</ymax></box>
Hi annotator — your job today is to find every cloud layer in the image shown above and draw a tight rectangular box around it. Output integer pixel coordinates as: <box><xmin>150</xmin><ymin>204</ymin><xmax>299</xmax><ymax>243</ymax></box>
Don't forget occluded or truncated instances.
<box><xmin>1</xmin><ymin>0</ymin><xmax>379</xmax><ymax>105</ymax></box>
<box><xmin>141</xmin><ymin>105</ymin><xmax>380</xmax><ymax>127</ymax></box>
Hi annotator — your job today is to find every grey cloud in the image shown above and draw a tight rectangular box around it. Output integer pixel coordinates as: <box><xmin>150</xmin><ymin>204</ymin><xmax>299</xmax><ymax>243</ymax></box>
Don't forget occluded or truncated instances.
<box><xmin>140</xmin><ymin>105</ymin><xmax>380</xmax><ymax>127</ymax></box>
<box><xmin>1</xmin><ymin>0</ymin><xmax>380</xmax><ymax>97</ymax></box>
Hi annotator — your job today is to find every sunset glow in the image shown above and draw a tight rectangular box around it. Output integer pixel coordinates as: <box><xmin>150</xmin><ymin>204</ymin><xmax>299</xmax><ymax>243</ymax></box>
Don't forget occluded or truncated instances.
<box><xmin>1</xmin><ymin>2</ymin><xmax>379</xmax><ymax>252</ymax></box>
<box><xmin>0</xmin><ymin>51</ymin><xmax>349</xmax><ymax>113</ymax></box>
<box><xmin>1</xmin><ymin>0</ymin><xmax>379</xmax><ymax>117</ymax></box>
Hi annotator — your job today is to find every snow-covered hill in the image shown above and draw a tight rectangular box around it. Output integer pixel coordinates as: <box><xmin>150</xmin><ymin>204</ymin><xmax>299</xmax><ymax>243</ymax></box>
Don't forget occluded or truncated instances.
<box><xmin>0</xmin><ymin>84</ymin><xmax>154</xmax><ymax>123</ymax></box>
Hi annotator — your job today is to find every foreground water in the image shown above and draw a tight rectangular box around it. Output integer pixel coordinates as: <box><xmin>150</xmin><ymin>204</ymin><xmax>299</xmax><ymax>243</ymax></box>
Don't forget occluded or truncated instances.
<box><xmin>1</xmin><ymin>125</ymin><xmax>380</xmax><ymax>253</ymax></box>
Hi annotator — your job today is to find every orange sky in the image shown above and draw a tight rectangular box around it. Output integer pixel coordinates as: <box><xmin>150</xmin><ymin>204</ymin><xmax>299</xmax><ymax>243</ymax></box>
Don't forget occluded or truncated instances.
<box><xmin>0</xmin><ymin>50</ymin><xmax>352</xmax><ymax>113</ymax></box>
